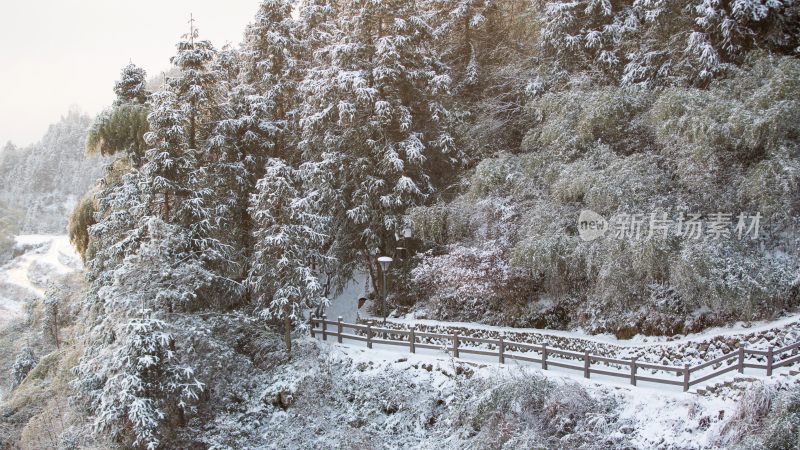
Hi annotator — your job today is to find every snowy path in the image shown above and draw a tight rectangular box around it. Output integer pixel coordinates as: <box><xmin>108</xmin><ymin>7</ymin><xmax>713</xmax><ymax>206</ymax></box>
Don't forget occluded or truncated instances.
<box><xmin>0</xmin><ymin>235</ymin><xmax>81</xmax><ymax>328</ymax></box>
<box><xmin>385</xmin><ymin>314</ymin><xmax>800</xmax><ymax>348</ymax></box>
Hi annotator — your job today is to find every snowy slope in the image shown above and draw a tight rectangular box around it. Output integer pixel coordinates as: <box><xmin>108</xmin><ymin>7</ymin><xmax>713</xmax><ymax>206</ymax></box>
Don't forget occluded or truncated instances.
<box><xmin>0</xmin><ymin>235</ymin><xmax>81</xmax><ymax>328</ymax></box>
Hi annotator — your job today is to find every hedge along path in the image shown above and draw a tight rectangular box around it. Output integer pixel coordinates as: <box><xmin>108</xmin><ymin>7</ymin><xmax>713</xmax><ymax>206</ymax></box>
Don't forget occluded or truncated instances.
<box><xmin>310</xmin><ymin>316</ymin><xmax>800</xmax><ymax>392</ymax></box>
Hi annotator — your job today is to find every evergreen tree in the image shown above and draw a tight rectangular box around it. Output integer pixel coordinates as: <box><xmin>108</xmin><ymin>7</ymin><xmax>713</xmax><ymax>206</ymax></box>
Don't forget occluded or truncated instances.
<box><xmin>114</xmin><ymin>63</ymin><xmax>149</xmax><ymax>105</ymax></box>
<box><xmin>87</xmin><ymin>63</ymin><xmax>150</xmax><ymax>166</ymax></box>
<box><xmin>86</xmin><ymin>317</ymin><xmax>203</xmax><ymax>450</ymax></box>
<box><xmin>239</xmin><ymin>0</ymin><xmax>304</xmax><ymax>166</ymax></box>
<box><xmin>299</xmin><ymin>0</ymin><xmax>456</xmax><ymax>292</ymax></box>
<box><xmin>430</xmin><ymin>0</ymin><xmax>497</xmax><ymax>89</ymax></box>
<box><xmin>248</xmin><ymin>158</ymin><xmax>330</xmax><ymax>352</ymax></box>
<box><xmin>11</xmin><ymin>347</ymin><xmax>37</xmax><ymax>388</ymax></box>
<box><xmin>169</xmin><ymin>18</ymin><xmax>220</xmax><ymax>152</ymax></box>
<box><xmin>202</xmin><ymin>0</ymin><xmax>308</xmax><ymax>293</ymax></box>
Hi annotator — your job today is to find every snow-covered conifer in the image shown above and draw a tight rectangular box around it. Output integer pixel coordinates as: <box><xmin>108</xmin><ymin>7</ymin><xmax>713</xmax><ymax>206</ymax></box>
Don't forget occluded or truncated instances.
<box><xmin>87</xmin><ymin>317</ymin><xmax>203</xmax><ymax>450</ymax></box>
<box><xmin>87</xmin><ymin>63</ymin><xmax>150</xmax><ymax>166</ymax></box>
<box><xmin>299</xmin><ymin>0</ymin><xmax>456</xmax><ymax>291</ymax></box>
<box><xmin>249</xmin><ymin>158</ymin><xmax>330</xmax><ymax>352</ymax></box>
<box><xmin>11</xmin><ymin>347</ymin><xmax>38</xmax><ymax>388</ymax></box>
<box><xmin>114</xmin><ymin>63</ymin><xmax>149</xmax><ymax>105</ymax></box>
<box><xmin>169</xmin><ymin>20</ymin><xmax>220</xmax><ymax>151</ymax></box>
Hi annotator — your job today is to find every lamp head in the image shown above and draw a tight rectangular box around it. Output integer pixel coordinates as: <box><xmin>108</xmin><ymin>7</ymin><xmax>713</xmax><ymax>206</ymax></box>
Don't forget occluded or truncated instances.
<box><xmin>377</xmin><ymin>256</ymin><xmax>393</xmax><ymax>271</ymax></box>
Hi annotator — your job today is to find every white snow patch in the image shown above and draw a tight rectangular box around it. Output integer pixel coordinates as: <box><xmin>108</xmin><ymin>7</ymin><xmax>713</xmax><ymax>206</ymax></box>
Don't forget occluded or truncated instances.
<box><xmin>320</xmin><ymin>338</ymin><xmax>746</xmax><ymax>449</ymax></box>
<box><xmin>388</xmin><ymin>314</ymin><xmax>800</xmax><ymax>348</ymax></box>
<box><xmin>0</xmin><ymin>235</ymin><xmax>81</xmax><ymax>328</ymax></box>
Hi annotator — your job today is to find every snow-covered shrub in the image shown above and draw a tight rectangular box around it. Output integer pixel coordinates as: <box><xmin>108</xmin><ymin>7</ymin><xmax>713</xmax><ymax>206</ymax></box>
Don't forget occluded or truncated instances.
<box><xmin>11</xmin><ymin>347</ymin><xmax>38</xmax><ymax>388</ymax></box>
<box><xmin>467</xmin><ymin>152</ymin><xmax>525</xmax><ymax>199</ymax></box>
<box><xmin>461</xmin><ymin>373</ymin><xmax>626</xmax><ymax>449</ymax></box>
<box><xmin>717</xmin><ymin>382</ymin><xmax>774</xmax><ymax>446</ymax></box>
<box><xmin>415</xmin><ymin>53</ymin><xmax>800</xmax><ymax>335</ymax></box>
<box><xmin>510</xmin><ymin>200</ymin><xmax>586</xmax><ymax>298</ymax></box>
<box><xmin>408</xmin><ymin>202</ymin><xmax>472</xmax><ymax>247</ymax></box>
<box><xmin>648</xmin><ymin>54</ymin><xmax>800</xmax><ymax>177</ymax></box>
<box><xmin>749</xmin><ymin>385</ymin><xmax>800</xmax><ymax>449</ymax></box>
<box><xmin>412</xmin><ymin>244</ymin><xmax>533</xmax><ymax>322</ymax></box>
<box><xmin>740</xmin><ymin>146</ymin><xmax>800</xmax><ymax>221</ymax></box>
<box><xmin>671</xmin><ymin>240</ymin><xmax>797</xmax><ymax>322</ymax></box>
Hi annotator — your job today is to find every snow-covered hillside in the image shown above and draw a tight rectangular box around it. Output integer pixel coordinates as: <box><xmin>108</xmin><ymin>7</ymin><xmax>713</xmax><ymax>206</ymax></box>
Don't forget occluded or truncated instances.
<box><xmin>0</xmin><ymin>235</ymin><xmax>81</xmax><ymax>328</ymax></box>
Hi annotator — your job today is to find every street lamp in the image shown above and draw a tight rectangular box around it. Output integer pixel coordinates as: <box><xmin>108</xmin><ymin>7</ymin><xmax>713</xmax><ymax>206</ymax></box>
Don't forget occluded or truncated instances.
<box><xmin>377</xmin><ymin>256</ymin><xmax>393</xmax><ymax>324</ymax></box>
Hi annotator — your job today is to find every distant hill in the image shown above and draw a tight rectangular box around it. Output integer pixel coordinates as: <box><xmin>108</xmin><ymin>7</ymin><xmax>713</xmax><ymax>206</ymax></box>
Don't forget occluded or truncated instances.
<box><xmin>0</xmin><ymin>109</ymin><xmax>108</xmax><ymax>234</ymax></box>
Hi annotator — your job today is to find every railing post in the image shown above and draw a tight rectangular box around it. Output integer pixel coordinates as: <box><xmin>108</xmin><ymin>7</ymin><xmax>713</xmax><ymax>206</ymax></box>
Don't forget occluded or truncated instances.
<box><xmin>366</xmin><ymin>321</ymin><xmax>373</xmax><ymax>349</ymax></box>
<box><xmin>738</xmin><ymin>346</ymin><xmax>745</xmax><ymax>374</ymax></box>
<box><xmin>767</xmin><ymin>346</ymin><xmax>774</xmax><ymax>377</ymax></box>
<box><xmin>584</xmin><ymin>350</ymin><xmax>590</xmax><ymax>378</ymax></box>
<box><xmin>310</xmin><ymin>315</ymin><xmax>316</xmax><ymax>338</ymax></box>
<box><xmin>409</xmin><ymin>327</ymin><xmax>416</xmax><ymax>354</ymax></box>
<box><xmin>683</xmin><ymin>364</ymin><xmax>690</xmax><ymax>392</ymax></box>
<box><xmin>322</xmin><ymin>314</ymin><xmax>328</xmax><ymax>341</ymax></box>
<box><xmin>452</xmin><ymin>333</ymin><xmax>459</xmax><ymax>358</ymax></box>
<box><xmin>630</xmin><ymin>357</ymin><xmax>637</xmax><ymax>386</ymax></box>
<box><xmin>337</xmin><ymin>316</ymin><xmax>343</xmax><ymax>343</ymax></box>
<box><xmin>542</xmin><ymin>344</ymin><xmax>548</xmax><ymax>370</ymax></box>
<box><xmin>498</xmin><ymin>336</ymin><xmax>505</xmax><ymax>364</ymax></box>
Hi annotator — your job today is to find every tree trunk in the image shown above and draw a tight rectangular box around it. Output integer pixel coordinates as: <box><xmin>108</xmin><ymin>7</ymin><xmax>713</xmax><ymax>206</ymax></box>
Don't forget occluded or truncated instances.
<box><xmin>283</xmin><ymin>315</ymin><xmax>292</xmax><ymax>354</ymax></box>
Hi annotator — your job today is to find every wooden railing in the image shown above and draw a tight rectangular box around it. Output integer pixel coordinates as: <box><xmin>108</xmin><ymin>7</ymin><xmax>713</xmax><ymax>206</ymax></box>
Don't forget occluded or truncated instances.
<box><xmin>309</xmin><ymin>315</ymin><xmax>800</xmax><ymax>391</ymax></box>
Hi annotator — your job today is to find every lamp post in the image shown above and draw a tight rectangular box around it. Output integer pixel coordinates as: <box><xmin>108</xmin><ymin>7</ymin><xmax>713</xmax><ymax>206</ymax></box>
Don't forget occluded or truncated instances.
<box><xmin>377</xmin><ymin>256</ymin><xmax>393</xmax><ymax>324</ymax></box>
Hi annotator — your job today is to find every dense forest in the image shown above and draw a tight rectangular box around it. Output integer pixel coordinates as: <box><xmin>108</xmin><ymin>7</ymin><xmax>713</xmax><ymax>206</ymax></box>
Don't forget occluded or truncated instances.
<box><xmin>0</xmin><ymin>110</ymin><xmax>108</xmax><ymax>239</ymax></box>
<box><xmin>1</xmin><ymin>0</ymin><xmax>799</xmax><ymax>448</ymax></box>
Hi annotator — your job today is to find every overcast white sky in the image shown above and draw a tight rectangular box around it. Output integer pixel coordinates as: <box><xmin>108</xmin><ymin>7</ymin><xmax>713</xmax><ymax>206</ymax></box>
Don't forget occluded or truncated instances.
<box><xmin>0</xmin><ymin>1</ymin><xmax>260</xmax><ymax>147</ymax></box>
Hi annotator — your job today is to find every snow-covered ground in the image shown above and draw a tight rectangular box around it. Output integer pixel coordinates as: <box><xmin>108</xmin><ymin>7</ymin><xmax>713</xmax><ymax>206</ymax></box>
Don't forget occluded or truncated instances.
<box><xmin>0</xmin><ymin>235</ymin><xmax>81</xmax><ymax>328</ymax></box>
<box><xmin>324</xmin><ymin>271</ymin><xmax>370</xmax><ymax>323</ymax></box>
<box><xmin>387</xmin><ymin>314</ymin><xmax>800</xmax><ymax>348</ymax></box>
<box><xmin>314</xmin><ymin>326</ymin><xmax>800</xmax><ymax>394</ymax></box>
<box><xmin>298</xmin><ymin>338</ymin><xmax>768</xmax><ymax>449</ymax></box>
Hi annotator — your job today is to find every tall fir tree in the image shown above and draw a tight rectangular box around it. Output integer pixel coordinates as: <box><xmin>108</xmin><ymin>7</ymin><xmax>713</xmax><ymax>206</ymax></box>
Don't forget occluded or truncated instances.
<box><xmin>248</xmin><ymin>158</ymin><xmax>330</xmax><ymax>352</ymax></box>
<box><xmin>298</xmin><ymin>0</ymin><xmax>457</xmax><ymax>292</ymax></box>
<box><xmin>169</xmin><ymin>17</ymin><xmax>220</xmax><ymax>152</ymax></box>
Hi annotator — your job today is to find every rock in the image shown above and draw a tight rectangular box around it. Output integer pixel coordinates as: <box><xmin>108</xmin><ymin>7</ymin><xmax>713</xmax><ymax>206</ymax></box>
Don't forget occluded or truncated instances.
<box><xmin>271</xmin><ymin>390</ymin><xmax>294</xmax><ymax>410</ymax></box>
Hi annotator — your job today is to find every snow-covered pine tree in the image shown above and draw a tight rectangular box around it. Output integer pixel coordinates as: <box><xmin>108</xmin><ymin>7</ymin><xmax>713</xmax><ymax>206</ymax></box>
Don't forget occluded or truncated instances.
<box><xmin>201</xmin><ymin>0</ymin><xmax>308</xmax><ymax>293</ymax></box>
<box><xmin>540</xmin><ymin>0</ymin><xmax>800</xmax><ymax>87</ymax></box>
<box><xmin>169</xmin><ymin>18</ymin><xmax>220</xmax><ymax>152</ymax></box>
<box><xmin>86</xmin><ymin>63</ymin><xmax>150</xmax><ymax>166</ymax></box>
<box><xmin>74</xmin><ymin>90</ymin><xmax>227</xmax><ymax>450</ymax></box>
<box><xmin>430</xmin><ymin>0</ymin><xmax>497</xmax><ymax>89</ymax></box>
<box><xmin>114</xmin><ymin>63</ymin><xmax>149</xmax><ymax>105</ymax></box>
<box><xmin>88</xmin><ymin>316</ymin><xmax>203</xmax><ymax>450</ymax></box>
<box><xmin>298</xmin><ymin>0</ymin><xmax>456</xmax><ymax>292</ymax></box>
<box><xmin>248</xmin><ymin>158</ymin><xmax>330</xmax><ymax>352</ymax></box>
<box><xmin>11</xmin><ymin>347</ymin><xmax>37</xmax><ymax>388</ymax></box>
<box><xmin>143</xmin><ymin>89</ymin><xmax>234</xmax><ymax>290</ymax></box>
<box><xmin>297</xmin><ymin>0</ymin><xmax>342</xmax><ymax>58</ymax></box>
<box><xmin>240</xmin><ymin>0</ymin><xmax>304</xmax><ymax>166</ymax></box>
<box><xmin>141</xmin><ymin>90</ymin><xmax>196</xmax><ymax>225</ymax></box>
<box><xmin>86</xmin><ymin>165</ymin><xmax>148</xmax><ymax>283</ymax></box>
